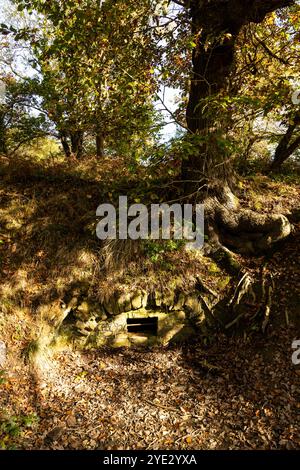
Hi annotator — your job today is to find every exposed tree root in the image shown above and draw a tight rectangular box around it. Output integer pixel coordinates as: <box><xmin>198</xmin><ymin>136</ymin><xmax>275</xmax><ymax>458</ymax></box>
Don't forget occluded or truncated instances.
<box><xmin>195</xmin><ymin>276</ymin><xmax>219</xmax><ymax>298</ymax></box>
<box><xmin>261</xmin><ymin>272</ymin><xmax>275</xmax><ymax>333</ymax></box>
<box><xmin>225</xmin><ymin>273</ymin><xmax>256</xmax><ymax>330</ymax></box>
<box><xmin>203</xmin><ymin>183</ymin><xmax>292</xmax><ymax>256</ymax></box>
<box><xmin>208</xmin><ymin>243</ymin><xmax>242</xmax><ymax>275</ymax></box>
<box><xmin>221</xmin><ymin>265</ymin><xmax>276</xmax><ymax>332</ymax></box>
<box><xmin>228</xmin><ymin>273</ymin><xmax>255</xmax><ymax>309</ymax></box>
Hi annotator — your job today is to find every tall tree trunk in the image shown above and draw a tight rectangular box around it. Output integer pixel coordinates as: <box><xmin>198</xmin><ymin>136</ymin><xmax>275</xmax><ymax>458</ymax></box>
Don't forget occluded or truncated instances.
<box><xmin>0</xmin><ymin>134</ymin><xmax>7</xmax><ymax>156</ymax></box>
<box><xmin>96</xmin><ymin>130</ymin><xmax>105</xmax><ymax>158</ymax></box>
<box><xmin>0</xmin><ymin>110</ymin><xmax>7</xmax><ymax>156</ymax></box>
<box><xmin>59</xmin><ymin>131</ymin><xmax>71</xmax><ymax>158</ymax></box>
<box><xmin>269</xmin><ymin>113</ymin><xmax>300</xmax><ymax>171</ymax></box>
<box><xmin>182</xmin><ymin>0</ymin><xmax>295</xmax><ymax>183</ymax></box>
<box><xmin>71</xmin><ymin>131</ymin><xmax>84</xmax><ymax>159</ymax></box>
<box><xmin>180</xmin><ymin>0</ymin><xmax>295</xmax><ymax>255</ymax></box>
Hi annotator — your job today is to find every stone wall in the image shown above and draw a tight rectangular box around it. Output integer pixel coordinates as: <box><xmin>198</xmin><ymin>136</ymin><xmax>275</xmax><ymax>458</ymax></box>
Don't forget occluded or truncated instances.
<box><xmin>57</xmin><ymin>287</ymin><xmax>218</xmax><ymax>349</ymax></box>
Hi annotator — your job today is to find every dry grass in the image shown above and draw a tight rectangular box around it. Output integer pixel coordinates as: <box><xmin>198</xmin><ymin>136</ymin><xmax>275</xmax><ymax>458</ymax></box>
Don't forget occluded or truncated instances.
<box><xmin>238</xmin><ymin>172</ymin><xmax>300</xmax><ymax>215</ymax></box>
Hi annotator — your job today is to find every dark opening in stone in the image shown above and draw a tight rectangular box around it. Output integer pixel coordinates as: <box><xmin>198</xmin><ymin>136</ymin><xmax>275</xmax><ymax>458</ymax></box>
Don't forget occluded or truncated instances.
<box><xmin>127</xmin><ymin>317</ymin><xmax>158</xmax><ymax>335</ymax></box>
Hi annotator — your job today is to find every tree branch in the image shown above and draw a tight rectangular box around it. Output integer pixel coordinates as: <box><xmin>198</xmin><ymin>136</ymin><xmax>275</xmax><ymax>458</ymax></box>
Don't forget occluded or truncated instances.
<box><xmin>254</xmin><ymin>35</ymin><xmax>289</xmax><ymax>65</ymax></box>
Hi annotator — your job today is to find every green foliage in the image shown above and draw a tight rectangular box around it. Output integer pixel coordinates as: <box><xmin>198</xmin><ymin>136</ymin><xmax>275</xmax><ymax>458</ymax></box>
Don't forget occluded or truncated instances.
<box><xmin>0</xmin><ymin>369</ymin><xmax>39</xmax><ymax>450</ymax></box>
<box><xmin>143</xmin><ymin>239</ymin><xmax>185</xmax><ymax>263</ymax></box>
<box><xmin>0</xmin><ymin>370</ymin><xmax>6</xmax><ymax>385</ymax></box>
<box><xmin>10</xmin><ymin>0</ymin><xmax>161</xmax><ymax>159</ymax></box>
<box><xmin>0</xmin><ymin>78</ymin><xmax>52</xmax><ymax>155</ymax></box>
<box><xmin>1</xmin><ymin>0</ymin><xmax>299</xmax><ymax>169</ymax></box>
<box><xmin>0</xmin><ymin>413</ymin><xmax>39</xmax><ymax>450</ymax></box>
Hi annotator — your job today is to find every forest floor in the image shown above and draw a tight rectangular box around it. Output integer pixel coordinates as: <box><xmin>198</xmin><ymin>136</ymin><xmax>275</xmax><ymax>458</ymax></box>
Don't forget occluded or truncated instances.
<box><xmin>0</xmin><ymin>156</ymin><xmax>299</xmax><ymax>450</ymax></box>
<box><xmin>1</xmin><ymin>324</ymin><xmax>299</xmax><ymax>450</ymax></box>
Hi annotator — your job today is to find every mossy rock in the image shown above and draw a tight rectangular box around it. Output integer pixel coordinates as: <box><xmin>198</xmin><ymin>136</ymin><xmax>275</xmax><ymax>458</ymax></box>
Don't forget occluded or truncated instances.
<box><xmin>111</xmin><ymin>334</ymin><xmax>131</xmax><ymax>348</ymax></box>
<box><xmin>168</xmin><ymin>325</ymin><xmax>196</xmax><ymax>344</ymax></box>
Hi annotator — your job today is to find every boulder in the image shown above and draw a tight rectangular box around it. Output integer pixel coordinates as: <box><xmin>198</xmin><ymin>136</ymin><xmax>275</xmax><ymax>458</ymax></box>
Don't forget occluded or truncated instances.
<box><xmin>131</xmin><ymin>292</ymin><xmax>143</xmax><ymax>310</ymax></box>
<box><xmin>185</xmin><ymin>295</ymin><xmax>205</xmax><ymax>320</ymax></box>
<box><xmin>116</xmin><ymin>293</ymin><xmax>132</xmax><ymax>312</ymax></box>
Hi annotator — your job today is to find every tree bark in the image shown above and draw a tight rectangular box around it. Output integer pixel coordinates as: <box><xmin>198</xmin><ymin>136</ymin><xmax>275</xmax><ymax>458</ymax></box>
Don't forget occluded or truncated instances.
<box><xmin>96</xmin><ymin>130</ymin><xmax>105</xmax><ymax>158</ymax></box>
<box><xmin>182</xmin><ymin>0</ymin><xmax>296</xmax><ymax>182</ymax></box>
<box><xmin>0</xmin><ymin>110</ymin><xmax>7</xmax><ymax>156</ymax></box>
<box><xmin>59</xmin><ymin>131</ymin><xmax>71</xmax><ymax>158</ymax></box>
<box><xmin>71</xmin><ymin>131</ymin><xmax>84</xmax><ymax>159</ymax></box>
<box><xmin>269</xmin><ymin>113</ymin><xmax>300</xmax><ymax>171</ymax></box>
